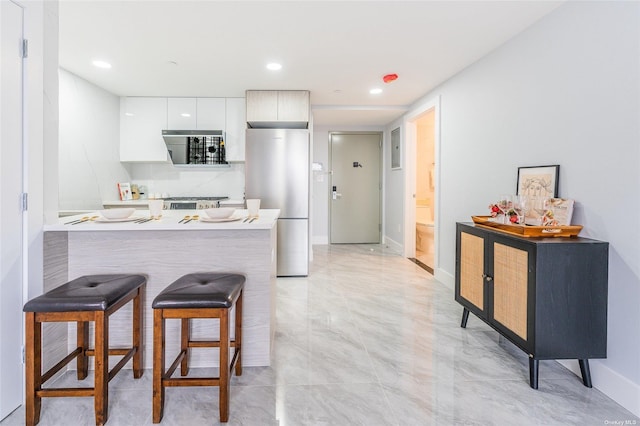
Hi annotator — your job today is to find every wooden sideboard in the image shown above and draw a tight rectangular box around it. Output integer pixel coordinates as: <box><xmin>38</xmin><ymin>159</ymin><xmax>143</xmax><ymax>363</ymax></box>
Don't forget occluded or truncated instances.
<box><xmin>455</xmin><ymin>222</ymin><xmax>609</xmax><ymax>388</ymax></box>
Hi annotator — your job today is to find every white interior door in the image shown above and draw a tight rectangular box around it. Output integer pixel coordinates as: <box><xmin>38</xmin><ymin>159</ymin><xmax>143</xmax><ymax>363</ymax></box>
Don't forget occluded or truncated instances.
<box><xmin>1</xmin><ymin>0</ymin><xmax>25</xmax><ymax>419</ymax></box>
<box><xmin>329</xmin><ymin>132</ymin><xmax>381</xmax><ymax>244</ymax></box>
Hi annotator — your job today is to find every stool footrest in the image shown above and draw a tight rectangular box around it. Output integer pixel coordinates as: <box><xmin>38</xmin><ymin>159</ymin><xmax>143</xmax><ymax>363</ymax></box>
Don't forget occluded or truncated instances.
<box><xmin>108</xmin><ymin>348</ymin><xmax>137</xmax><ymax>381</ymax></box>
<box><xmin>37</xmin><ymin>388</ymin><xmax>94</xmax><ymax>398</ymax></box>
<box><xmin>85</xmin><ymin>347</ymin><xmax>133</xmax><ymax>357</ymax></box>
<box><xmin>165</xmin><ymin>350</ymin><xmax>187</xmax><ymax>379</ymax></box>
<box><xmin>41</xmin><ymin>348</ymin><xmax>84</xmax><ymax>384</ymax></box>
<box><xmin>188</xmin><ymin>340</ymin><xmax>238</xmax><ymax>348</ymax></box>
<box><xmin>164</xmin><ymin>377</ymin><xmax>219</xmax><ymax>387</ymax></box>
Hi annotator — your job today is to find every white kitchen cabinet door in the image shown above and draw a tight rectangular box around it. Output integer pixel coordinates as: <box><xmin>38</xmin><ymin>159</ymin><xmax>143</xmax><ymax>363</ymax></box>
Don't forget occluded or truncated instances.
<box><xmin>278</xmin><ymin>90</ymin><xmax>310</xmax><ymax>122</ymax></box>
<box><xmin>246</xmin><ymin>90</ymin><xmax>278</xmax><ymax>122</ymax></box>
<box><xmin>120</xmin><ymin>97</ymin><xmax>169</xmax><ymax>162</ymax></box>
<box><xmin>196</xmin><ymin>98</ymin><xmax>226</xmax><ymax>130</ymax></box>
<box><xmin>168</xmin><ymin>98</ymin><xmax>196</xmax><ymax>129</ymax></box>
<box><xmin>225</xmin><ymin>98</ymin><xmax>246</xmax><ymax>161</ymax></box>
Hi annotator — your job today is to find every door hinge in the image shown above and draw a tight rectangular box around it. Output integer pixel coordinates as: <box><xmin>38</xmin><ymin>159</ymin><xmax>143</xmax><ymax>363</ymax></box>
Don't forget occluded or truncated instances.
<box><xmin>22</xmin><ymin>345</ymin><xmax>25</xmax><ymax>363</ymax></box>
<box><xmin>379</xmin><ymin>224</ymin><xmax>382</xmax><ymax>231</ymax></box>
<box><xmin>21</xmin><ymin>193</ymin><xmax>28</xmax><ymax>211</ymax></box>
<box><xmin>22</xmin><ymin>39</ymin><xmax>28</xmax><ymax>58</ymax></box>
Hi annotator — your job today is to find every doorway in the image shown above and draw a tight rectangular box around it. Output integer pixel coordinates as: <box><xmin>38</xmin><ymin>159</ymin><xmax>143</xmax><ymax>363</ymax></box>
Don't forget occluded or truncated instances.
<box><xmin>329</xmin><ymin>132</ymin><xmax>381</xmax><ymax>244</ymax></box>
<box><xmin>414</xmin><ymin>110</ymin><xmax>435</xmax><ymax>272</ymax></box>
<box><xmin>1</xmin><ymin>0</ymin><xmax>26</xmax><ymax>419</ymax></box>
<box><xmin>404</xmin><ymin>96</ymin><xmax>440</xmax><ymax>277</ymax></box>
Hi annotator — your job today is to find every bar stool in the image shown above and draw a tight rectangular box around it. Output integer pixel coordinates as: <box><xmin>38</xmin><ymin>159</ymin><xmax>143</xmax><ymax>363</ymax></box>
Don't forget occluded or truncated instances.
<box><xmin>152</xmin><ymin>273</ymin><xmax>245</xmax><ymax>423</ymax></box>
<box><xmin>23</xmin><ymin>274</ymin><xmax>146</xmax><ymax>426</ymax></box>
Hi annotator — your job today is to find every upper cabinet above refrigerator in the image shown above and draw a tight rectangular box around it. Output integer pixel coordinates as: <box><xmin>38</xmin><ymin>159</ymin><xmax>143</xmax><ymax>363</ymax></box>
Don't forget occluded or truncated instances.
<box><xmin>246</xmin><ymin>90</ymin><xmax>309</xmax><ymax>129</ymax></box>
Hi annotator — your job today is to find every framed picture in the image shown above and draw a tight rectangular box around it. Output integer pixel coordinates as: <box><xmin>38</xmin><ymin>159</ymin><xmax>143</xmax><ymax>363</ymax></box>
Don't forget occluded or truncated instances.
<box><xmin>391</xmin><ymin>127</ymin><xmax>401</xmax><ymax>169</ymax></box>
<box><xmin>516</xmin><ymin>165</ymin><xmax>559</xmax><ymax>198</ymax></box>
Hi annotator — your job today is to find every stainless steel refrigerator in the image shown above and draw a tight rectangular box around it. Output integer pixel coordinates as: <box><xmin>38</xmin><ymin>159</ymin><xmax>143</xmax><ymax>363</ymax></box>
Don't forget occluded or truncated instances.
<box><xmin>245</xmin><ymin>128</ymin><xmax>309</xmax><ymax>276</ymax></box>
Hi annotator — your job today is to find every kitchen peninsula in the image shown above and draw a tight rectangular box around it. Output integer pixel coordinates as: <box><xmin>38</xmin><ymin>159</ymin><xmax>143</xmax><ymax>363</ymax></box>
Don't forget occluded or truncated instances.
<box><xmin>43</xmin><ymin>209</ymin><xmax>279</xmax><ymax>369</ymax></box>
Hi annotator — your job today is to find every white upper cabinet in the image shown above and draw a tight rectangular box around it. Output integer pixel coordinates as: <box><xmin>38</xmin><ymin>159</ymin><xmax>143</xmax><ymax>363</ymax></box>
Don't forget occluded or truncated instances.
<box><xmin>167</xmin><ymin>98</ymin><xmax>196</xmax><ymax>129</ymax></box>
<box><xmin>225</xmin><ymin>98</ymin><xmax>246</xmax><ymax>161</ymax></box>
<box><xmin>120</xmin><ymin>97</ymin><xmax>168</xmax><ymax>162</ymax></box>
<box><xmin>121</xmin><ymin>96</ymin><xmax>245</xmax><ymax>163</ymax></box>
<box><xmin>196</xmin><ymin>98</ymin><xmax>226</xmax><ymax>130</ymax></box>
<box><xmin>246</xmin><ymin>90</ymin><xmax>309</xmax><ymax>128</ymax></box>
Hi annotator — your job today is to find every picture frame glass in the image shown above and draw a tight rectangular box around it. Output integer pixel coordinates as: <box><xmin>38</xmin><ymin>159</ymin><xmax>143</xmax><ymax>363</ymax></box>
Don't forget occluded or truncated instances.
<box><xmin>516</xmin><ymin>165</ymin><xmax>559</xmax><ymax>198</ymax></box>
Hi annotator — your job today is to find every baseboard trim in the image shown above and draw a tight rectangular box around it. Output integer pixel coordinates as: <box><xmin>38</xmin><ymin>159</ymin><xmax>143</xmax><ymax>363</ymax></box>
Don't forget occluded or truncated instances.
<box><xmin>558</xmin><ymin>359</ymin><xmax>640</xmax><ymax>417</ymax></box>
<box><xmin>434</xmin><ymin>268</ymin><xmax>454</xmax><ymax>290</ymax></box>
<box><xmin>383</xmin><ymin>236</ymin><xmax>403</xmax><ymax>255</ymax></box>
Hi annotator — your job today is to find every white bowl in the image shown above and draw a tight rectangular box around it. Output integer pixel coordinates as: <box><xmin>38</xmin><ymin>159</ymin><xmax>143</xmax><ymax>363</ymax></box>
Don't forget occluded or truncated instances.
<box><xmin>204</xmin><ymin>208</ymin><xmax>235</xmax><ymax>219</ymax></box>
<box><xmin>100</xmin><ymin>208</ymin><xmax>135</xmax><ymax>220</ymax></box>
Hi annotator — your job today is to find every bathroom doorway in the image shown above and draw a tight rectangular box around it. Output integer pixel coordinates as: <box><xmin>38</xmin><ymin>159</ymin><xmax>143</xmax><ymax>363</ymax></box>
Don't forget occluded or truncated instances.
<box><xmin>414</xmin><ymin>109</ymin><xmax>435</xmax><ymax>272</ymax></box>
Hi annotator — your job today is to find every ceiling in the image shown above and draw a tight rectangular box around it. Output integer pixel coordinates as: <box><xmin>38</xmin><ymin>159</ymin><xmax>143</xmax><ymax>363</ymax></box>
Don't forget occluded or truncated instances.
<box><xmin>59</xmin><ymin>1</ymin><xmax>563</xmax><ymax>127</ymax></box>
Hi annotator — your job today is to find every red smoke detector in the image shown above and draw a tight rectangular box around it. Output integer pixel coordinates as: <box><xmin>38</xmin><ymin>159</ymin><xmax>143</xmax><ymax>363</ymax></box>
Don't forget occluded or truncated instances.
<box><xmin>383</xmin><ymin>73</ymin><xmax>398</xmax><ymax>83</ymax></box>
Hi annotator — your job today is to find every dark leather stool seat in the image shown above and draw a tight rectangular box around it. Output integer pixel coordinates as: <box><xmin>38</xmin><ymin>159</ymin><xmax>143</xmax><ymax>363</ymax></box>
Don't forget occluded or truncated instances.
<box><xmin>24</xmin><ymin>274</ymin><xmax>146</xmax><ymax>426</ymax></box>
<box><xmin>152</xmin><ymin>273</ymin><xmax>245</xmax><ymax>423</ymax></box>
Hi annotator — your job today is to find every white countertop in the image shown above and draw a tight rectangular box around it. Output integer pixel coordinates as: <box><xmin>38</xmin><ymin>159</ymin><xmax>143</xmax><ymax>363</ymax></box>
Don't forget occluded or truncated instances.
<box><xmin>45</xmin><ymin>209</ymin><xmax>280</xmax><ymax>232</ymax></box>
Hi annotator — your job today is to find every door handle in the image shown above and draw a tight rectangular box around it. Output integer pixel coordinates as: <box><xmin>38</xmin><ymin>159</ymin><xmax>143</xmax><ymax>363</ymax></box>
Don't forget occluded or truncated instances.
<box><xmin>332</xmin><ymin>185</ymin><xmax>341</xmax><ymax>200</ymax></box>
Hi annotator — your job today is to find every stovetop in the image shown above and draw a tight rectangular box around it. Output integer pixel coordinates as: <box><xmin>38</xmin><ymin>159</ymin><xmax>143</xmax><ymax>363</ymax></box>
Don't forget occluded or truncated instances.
<box><xmin>163</xmin><ymin>197</ymin><xmax>229</xmax><ymax>201</ymax></box>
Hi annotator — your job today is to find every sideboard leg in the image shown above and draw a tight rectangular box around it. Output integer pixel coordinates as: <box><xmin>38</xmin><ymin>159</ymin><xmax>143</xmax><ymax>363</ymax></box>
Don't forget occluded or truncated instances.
<box><xmin>460</xmin><ymin>308</ymin><xmax>469</xmax><ymax>328</ymax></box>
<box><xmin>529</xmin><ymin>358</ymin><xmax>539</xmax><ymax>389</ymax></box>
<box><xmin>579</xmin><ymin>359</ymin><xmax>593</xmax><ymax>388</ymax></box>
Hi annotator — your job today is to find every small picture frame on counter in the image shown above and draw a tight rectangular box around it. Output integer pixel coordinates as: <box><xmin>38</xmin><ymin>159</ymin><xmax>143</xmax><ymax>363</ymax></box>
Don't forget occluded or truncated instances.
<box><xmin>117</xmin><ymin>182</ymin><xmax>133</xmax><ymax>201</ymax></box>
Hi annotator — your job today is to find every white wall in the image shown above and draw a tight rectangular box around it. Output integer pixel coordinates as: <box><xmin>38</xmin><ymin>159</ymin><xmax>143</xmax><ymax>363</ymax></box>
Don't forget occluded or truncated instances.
<box><xmin>58</xmin><ymin>69</ymin><xmax>132</xmax><ymax>210</ymax></box>
<box><xmin>382</xmin><ymin>118</ymin><xmax>405</xmax><ymax>250</ymax></box>
<box><xmin>389</xmin><ymin>1</ymin><xmax>640</xmax><ymax>415</ymax></box>
<box><xmin>311</xmin><ymin>125</ymin><xmax>384</xmax><ymax>245</ymax></box>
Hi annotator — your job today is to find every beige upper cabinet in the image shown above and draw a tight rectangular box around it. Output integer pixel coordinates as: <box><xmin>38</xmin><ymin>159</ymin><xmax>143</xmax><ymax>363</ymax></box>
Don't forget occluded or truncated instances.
<box><xmin>246</xmin><ymin>90</ymin><xmax>309</xmax><ymax>128</ymax></box>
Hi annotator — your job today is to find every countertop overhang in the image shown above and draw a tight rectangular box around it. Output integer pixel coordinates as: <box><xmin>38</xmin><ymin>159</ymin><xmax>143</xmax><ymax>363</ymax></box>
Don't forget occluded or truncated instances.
<box><xmin>46</xmin><ymin>209</ymin><xmax>280</xmax><ymax>232</ymax></box>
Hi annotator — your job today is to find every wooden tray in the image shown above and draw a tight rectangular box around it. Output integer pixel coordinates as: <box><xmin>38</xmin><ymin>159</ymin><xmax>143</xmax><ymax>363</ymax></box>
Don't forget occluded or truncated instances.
<box><xmin>471</xmin><ymin>216</ymin><xmax>582</xmax><ymax>238</ymax></box>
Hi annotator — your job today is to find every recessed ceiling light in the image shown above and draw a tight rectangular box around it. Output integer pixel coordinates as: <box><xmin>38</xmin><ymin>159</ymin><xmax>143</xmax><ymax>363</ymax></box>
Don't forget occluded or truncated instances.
<box><xmin>180</xmin><ymin>113</ymin><xmax>191</xmax><ymax>117</ymax></box>
<box><xmin>124</xmin><ymin>112</ymin><xmax>134</xmax><ymax>117</ymax></box>
<box><xmin>370</xmin><ymin>88</ymin><xmax>383</xmax><ymax>95</ymax></box>
<box><xmin>92</xmin><ymin>60</ymin><xmax>112</xmax><ymax>69</ymax></box>
<box><xmin>266</xmin><ymin>62</ymin><xmax>282</xmax><ymax>71</ymax></box>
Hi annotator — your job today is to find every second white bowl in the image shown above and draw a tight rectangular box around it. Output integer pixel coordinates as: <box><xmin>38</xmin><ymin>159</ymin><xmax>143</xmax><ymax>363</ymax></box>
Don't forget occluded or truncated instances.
<box><xmin>100</xmin><ymin>208</ymin><xmax>135</xmax><ymax>220</ymax></box>
<box><xmin>204</xmin><ymin>208</ymin><xmax>235</xmax><ymax>219</ymax></box>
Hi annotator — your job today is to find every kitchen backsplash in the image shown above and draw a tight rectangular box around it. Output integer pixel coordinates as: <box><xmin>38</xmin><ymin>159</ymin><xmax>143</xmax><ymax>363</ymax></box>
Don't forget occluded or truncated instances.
<box><xmin>128</xmin><ymin>162</ymin><xmax>245</xmax><ymax>201</ymax></box>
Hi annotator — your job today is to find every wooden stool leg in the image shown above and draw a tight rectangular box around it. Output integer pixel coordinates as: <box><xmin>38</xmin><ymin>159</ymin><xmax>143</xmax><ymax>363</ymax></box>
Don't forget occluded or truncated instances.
<box><xmin>152</xmin><ymin>309</ymin><xmax>165</xmax><ymax>423</ymax></box>
<box><xmin>219</xmin><ymin>309</ymin><xmax>230</xmax><ymax>422</ymax></box>
<box><xmin>235</xmin><ymin>292</ymin><xmax>243</xmax><ymax>376</ymax></box>
<box><xmin>180</xmin><ymin>318</ymin><xmax>190</xmax><ymax>376</ymax></box>
<box><xmin>25</xmin><ymin>312</ymin><xmax>42</xmax><ymax>426</ymax></box>
<box><xmin>77</xmin><ymin>321</ymin><xmax>89</xmax><ymax>380</ymax></box>
<box><xmin>94</xmin><ymin>312</ymin><xmax>109</xmax><ymax>426</ymax></box>
<box><xmin>133</xmin><ymin>288</ymin><xmax>143</xmax><ymax>378</ymax></box>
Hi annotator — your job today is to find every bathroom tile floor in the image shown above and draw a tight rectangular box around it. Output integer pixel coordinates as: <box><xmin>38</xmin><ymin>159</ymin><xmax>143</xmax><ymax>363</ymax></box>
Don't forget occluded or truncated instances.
<box><xmin>2</xmin><ymin>244</ymin><xmax>637</xmax><ymax>425</ymax></box>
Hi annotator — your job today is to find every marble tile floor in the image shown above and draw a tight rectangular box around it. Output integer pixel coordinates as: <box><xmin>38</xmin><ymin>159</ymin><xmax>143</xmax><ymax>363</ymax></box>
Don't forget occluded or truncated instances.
<box><xmin>2</xmin><ymin>244</ymin><xmax>638</xmax><ymax>425</ymax></box>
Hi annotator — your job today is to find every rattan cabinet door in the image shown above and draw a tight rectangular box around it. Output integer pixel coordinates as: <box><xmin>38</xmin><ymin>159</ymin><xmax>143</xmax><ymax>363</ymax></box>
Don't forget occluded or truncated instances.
<box><xmin>459</xmin><ymin>232</ymin><xmax>485</xmax><ymax>311</ymax></box>
<box><xmin>492</xmin><ymin>242</ymin><xmax>529</xmax><ymax>341</ymax></box>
